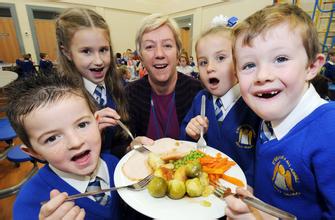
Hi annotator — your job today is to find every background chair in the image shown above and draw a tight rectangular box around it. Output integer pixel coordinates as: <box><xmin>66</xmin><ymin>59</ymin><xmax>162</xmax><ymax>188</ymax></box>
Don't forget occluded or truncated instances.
<box><xmin>0</xmin><ymin>145</ymin><xmax>38</xmax><ymax>199</ymax></box>
<box><xmin>0</xmin><ymin>117</ymin><xmax>38</xmax><ymax>199</ymax></box>
<box><xmin>0</xmin><ymin>117</ymin><xmax>16</xmax><ymax>160</ymax></box>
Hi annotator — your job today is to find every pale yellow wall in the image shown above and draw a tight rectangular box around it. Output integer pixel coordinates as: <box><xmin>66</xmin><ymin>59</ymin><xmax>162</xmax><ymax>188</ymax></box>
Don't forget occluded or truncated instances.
<box><xmin>0</xmin><ymin>0</ymin><xmax>272</xmax><ymax>62</ymax></box>
<box><xmin>103</xmin><ymin>9</ymin><xmax>149</xmax><ymax>54</ymax></box>
<box><xmin>0</xmin><ymin>0</ymin><xmax>149</xmax><ymax>62</ymax></box>
<box><xmin>170</xmin><ymin>0</ymin><xmax>273</xmax><ymax>58</ymax></box>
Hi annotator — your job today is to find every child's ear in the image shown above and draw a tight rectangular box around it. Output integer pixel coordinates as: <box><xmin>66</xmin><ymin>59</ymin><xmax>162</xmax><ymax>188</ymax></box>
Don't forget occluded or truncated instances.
<box><xmin>60</xmin><ymin>45</ymin><xmax>72</xmax><ymax>61</ymax></box>
<box><xmin>20</xmin><ymin>144</ymin><xmax>45</xmax><ymax>161</ymax></box>
<box><xmin>306</xmin><ymin>53</ymin><xmax>325</xmax><ymax>81</ymax></box>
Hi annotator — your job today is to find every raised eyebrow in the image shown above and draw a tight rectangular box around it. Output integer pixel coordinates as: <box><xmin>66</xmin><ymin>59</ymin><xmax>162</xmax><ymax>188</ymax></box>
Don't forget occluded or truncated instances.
<box><xmin>75</xmin><ymin>115</ymin><xmax>93</xmax><ymax>124</ymax></box>
<box><xmin>37</xmin><ymin>129</ymin><xmax>58</xmax><ymax>143</ymax></box>
<box><xmin>100</xmin><ymin>46</ymin><xmax>110</xmax><ymax>50</ymax></box>
<box><xmin>196</xmin><ymin>56</ymin><xmax>207</xmax><ymax>61</ymax></box>
<box><xmin>162</xmin><ymin>39</ymin><xmax>174</xmax><ymax>43</ymax></box>
<box><xmin>142</xmin><ymin>40</ymin><xmax>155</xmax><ymax>45</ymax></box>
<box><xmin>215</xmin><ymin>49</ymin><xmax>230</xmax><ymax>55</ymax></box>
<box><xmin>235</xmin><ymin>53</ymin><xmax>254</xmax><ymax>61</ymax></box>
<box><xmin>78</xmin><ymin>47</ymin><xmax>91</xmax><ymax>52</ymax></box>
<box><xmin>37</xmin><ymin>115</ymin><xmax>92</xmax><ymax>142</ymax></box>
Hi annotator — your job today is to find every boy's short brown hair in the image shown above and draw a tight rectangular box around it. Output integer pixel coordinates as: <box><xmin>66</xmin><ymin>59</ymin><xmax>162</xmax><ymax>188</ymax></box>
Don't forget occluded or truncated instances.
<box><xmin>4</xmin><ymin>74</ymin><xmax>97</xmax><ymax>148</ymax></box>
<box><xmin>233</xmin><ymin>3</ymin><xmax>320</xmax><ymax>65</ymax></box>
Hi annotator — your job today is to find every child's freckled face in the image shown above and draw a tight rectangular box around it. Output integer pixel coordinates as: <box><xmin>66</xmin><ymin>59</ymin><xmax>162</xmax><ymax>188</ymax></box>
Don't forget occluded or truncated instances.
<box><xmin>235</xmin><ymin>22</ymin><xmax>315</xmax><ymax>122</ymax></box>
<box><xmin>24</xmin><ymin>95</ymin><xmax>101</xmax><ymax>176</ymax></box>
<box><xmin>196</xmin><ymin>34</ymin><xmax>237</xmax><ymax>97</ymax></box>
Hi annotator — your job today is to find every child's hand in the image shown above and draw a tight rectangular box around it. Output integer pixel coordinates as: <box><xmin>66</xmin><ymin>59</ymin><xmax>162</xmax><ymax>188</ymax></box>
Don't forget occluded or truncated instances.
<box><xmin>127</xmin><ymin>136</ymin><xmax>154</xmax><ymax>152</ymax></box>
<box><xmin>185</xmin><ymin>115</ymin><xmax>208</xmax><ymax>140</ymax></box>
<box><xmin>225</xmin><ymin>188</ymin><xmax>276</xmax><ymax>220</ymax></box>
<box><xmin>94</xmin><ymin>107</ymin><xmax>121</xmax><ymax>131</ymax></box>
<box><xmin>39</xmin><ymin>189</ymin><xmax>85</xmax><ymax>220</ymax></box>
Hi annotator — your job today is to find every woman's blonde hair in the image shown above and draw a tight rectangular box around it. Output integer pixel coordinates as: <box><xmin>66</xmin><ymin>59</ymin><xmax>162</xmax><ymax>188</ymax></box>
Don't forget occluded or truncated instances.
<box><xmin>56</xmin><ymin>8</ymin><xmax>129</xmax><ymax>125</ymax></box>
<box><xmin>135</xmin><ymin>13</ymin><xmax>182</xmax><ymax>58</ymax></box>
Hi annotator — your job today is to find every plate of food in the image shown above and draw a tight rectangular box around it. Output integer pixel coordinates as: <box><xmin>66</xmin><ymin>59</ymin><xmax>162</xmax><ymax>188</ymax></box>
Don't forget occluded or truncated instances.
<box><xmin>114</xmin><ymin>138</ymin><xmax>247</xmax><ymax>219</ymax></box>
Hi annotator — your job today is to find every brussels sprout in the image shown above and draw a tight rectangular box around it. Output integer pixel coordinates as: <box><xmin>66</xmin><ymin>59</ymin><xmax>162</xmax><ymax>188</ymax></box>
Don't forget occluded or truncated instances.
<box><xmin>174</xmin><ymin>166</ymin><xmax>187</xmax><ymax>182</ymax></box>
<box><xmin>148</xmin><ymin>153</ymin><xmax>164</xmax><ymax>170</ymax></box>
<box><xmin>185</xmin><ymin>161</ymin><xmax>202</xmax><ymax>178</ymax></box>
<box><xmin>185</xmin><ymin>178</ymin><xmax>203</xmax><ymax>197</ymax></box>
<box><xmin>167</xmin><ymin>179</ymin><xmax>186</xmax><ymax>199</ymax></box>
<box><xmin>202</xmin><ymin>185</ymin><xmax>214</xmax><ymax>197</ymax></box>
<box><xmin>147</xmin><ymin>176</ymin><xmax>167</xmax><ymax>198</ymax></box>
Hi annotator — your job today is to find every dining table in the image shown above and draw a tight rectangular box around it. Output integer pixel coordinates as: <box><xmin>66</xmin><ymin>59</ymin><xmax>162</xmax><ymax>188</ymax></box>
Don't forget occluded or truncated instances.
<box><xmin>0</xmin><ymin>70</ymin><xmax>18</xmax><ymax>88</ymax></box>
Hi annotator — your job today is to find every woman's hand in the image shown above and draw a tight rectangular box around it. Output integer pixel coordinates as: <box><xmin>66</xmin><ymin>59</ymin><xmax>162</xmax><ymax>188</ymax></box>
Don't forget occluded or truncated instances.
<box><xmin>94</xmin><ymin>107</ymin><xmax>121</xmax><ymax>131</ymax></box>
<box><xmin>127</xmin><ymin>136</ymin><xmax>154</xmax><ymax>152</ymax></box>
<box><xmin>185</xmin><ymin>115</ymin><xmax>208</xmax><ymax>140</ymax></box>
<box><xmin>39</xmin><ymin>189</ymin><xmax>85</xmax><ymax>220</ymax></box>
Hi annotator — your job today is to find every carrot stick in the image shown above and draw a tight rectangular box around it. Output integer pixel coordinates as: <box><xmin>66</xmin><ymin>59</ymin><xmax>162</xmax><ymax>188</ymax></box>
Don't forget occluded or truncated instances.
<box><xmin>221</xmin><ymin>174</ymin><xmax>245</xmax><ymax>187</ymax></box>
<box><xmin>199</xmin><ymin>153</ymin><xmax>244</xmax><ymax>187</ymax></box>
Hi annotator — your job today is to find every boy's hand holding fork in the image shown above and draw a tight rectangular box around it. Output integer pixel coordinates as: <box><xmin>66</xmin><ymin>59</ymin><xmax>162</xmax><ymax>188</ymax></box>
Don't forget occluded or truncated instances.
<box><xmin>39</xmin><ymin>189</ymin><xmax>85</xmax><ymax>220</ymax></box>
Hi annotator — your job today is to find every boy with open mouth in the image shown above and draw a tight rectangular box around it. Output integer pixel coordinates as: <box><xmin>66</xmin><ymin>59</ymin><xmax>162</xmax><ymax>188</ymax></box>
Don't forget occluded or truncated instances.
<box><xmin>6</xmin><ymin>74</ymin><xmax>120</xmax><ymax>220</ymax></box>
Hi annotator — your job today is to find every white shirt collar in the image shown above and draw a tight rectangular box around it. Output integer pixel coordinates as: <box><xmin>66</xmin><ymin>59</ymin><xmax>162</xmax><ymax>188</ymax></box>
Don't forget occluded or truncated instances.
<box><xmin>327</xmin><ymin>60</ymin><xmax>334</xmax><ymax>65</ymax></box>
<box><xmin>212</xmin><ymin>84</ymin><xmax>240</xmax><ymax>111</ymax></box>
<box><xmin>49</xmin><ymin>158</ymin><xmax>110</xmax><ymax>193</ymax></box>
<box><xmin>83</xmin><ymin>77</ymin><xmax>106</xmax><ymax>97</ymax></box>
<box><xmin>271</xmin><ymin>85</ymin><xmax>327</xmax><ymax>140</ymax></box>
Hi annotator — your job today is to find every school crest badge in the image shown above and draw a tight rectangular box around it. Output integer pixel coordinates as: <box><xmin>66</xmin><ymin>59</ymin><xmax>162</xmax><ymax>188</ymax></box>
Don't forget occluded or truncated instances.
<box><xmin>236</xmin><ymin>124</ymin><xmax>256</xmax><ymax>149</ymax></box>
<box><xmin>272</xmin><ymin>155</ymin><xmax>300</xmax><ymax>196</ymax></box>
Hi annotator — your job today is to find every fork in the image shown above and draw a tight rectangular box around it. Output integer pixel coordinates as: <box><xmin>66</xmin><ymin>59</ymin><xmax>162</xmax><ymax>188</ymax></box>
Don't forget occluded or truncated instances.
<box><xmin>40</xmin><ymin>174</ymin><xmax>153</xmax><ymax>205</ymax></box>
<box><xmin>210</xmin><ymin>180</ymin><xmax>297</xmax><ymax>220</ymax></box>
<box><xmin>117</xmin><ymin>120</ymin><xmax>149</xmax><ymax>152</ymax></box>
<box><xmin>197</xmin><ymin>95</ymin><xmax>207</xmax><ymax>151</ymax></box>
<box><xmin>117</xmin><ymin>120</ymin><xmax>135</xmax><ymax>141</ymax></box>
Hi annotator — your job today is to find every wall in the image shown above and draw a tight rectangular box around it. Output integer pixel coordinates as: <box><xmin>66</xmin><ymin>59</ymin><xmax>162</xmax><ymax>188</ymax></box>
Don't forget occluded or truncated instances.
<box><xmin>0</xmin><ymin>0</ymin><xmax>149</xmax><ymax>62</ymax></box>
<box><xmin>0</xmin><ymin>0</ymin><xmax>273</xmax><ymax>62</ymax></box>
<box><xmin>103</xmin><ymin>8</ymin><xmax>148</xmax><ymax>54</ymax></box>
<box><xmin>170</xmin><ymin>0</ymin><xmax>273</xmax><ymax>57</ymax></box>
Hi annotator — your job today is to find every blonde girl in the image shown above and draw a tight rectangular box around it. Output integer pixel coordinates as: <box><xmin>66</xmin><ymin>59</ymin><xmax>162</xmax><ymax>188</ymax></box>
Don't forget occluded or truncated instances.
<box><xmin>56</xmin><ymin>8</ymin><xmax>129</xmax><ymax>157</ymax></box>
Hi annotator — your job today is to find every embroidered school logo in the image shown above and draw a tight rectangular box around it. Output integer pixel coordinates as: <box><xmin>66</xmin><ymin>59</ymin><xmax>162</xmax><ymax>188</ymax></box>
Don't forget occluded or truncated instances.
<box><xmin>272</xmin><ymin>155</ymin><xmax>300</xmax><ymax>196</ymax></box>
<box><xmin>235</xmin><ymin>124</ymin><xmax>255</xmax><ymax>149</ymax></box>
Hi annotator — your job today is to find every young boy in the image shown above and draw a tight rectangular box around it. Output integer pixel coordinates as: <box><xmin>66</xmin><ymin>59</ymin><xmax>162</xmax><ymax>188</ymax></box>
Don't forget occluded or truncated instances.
<box><xmin>5</xmin><ymin>74</ymin><xmax>120</xmax><ymax>219</ymax></box>
<box><xmin>180</xmin><ymin>25</ymin><xmax>260</xmax><ymax>186</ymax></box>
<box><xmin>321</xmin><ymin>47</ymin><xmax>335</xmax><ymax>82</ymax></box>
<box><xmin>225</xmin><ymin>4</ymin><xmax>335</xmax><ymax>219</ymax></box>
<box><xmin>39</xmin><ymin>52</ymin><xmax>53</xmax><ymax>76</ymax></box>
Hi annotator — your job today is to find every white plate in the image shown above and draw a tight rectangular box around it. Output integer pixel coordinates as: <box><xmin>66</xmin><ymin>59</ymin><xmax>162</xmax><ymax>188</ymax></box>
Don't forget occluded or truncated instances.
<box><xmin>114</xmin><ymin>141</ymin><xmax>247</xmax><ymax>219</ymax></box>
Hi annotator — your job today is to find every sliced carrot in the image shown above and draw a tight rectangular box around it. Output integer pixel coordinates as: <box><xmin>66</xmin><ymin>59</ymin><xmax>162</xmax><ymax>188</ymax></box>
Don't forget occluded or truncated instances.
<box><xmin>221</xmin><ymin>174</ymin><xmax>245</xmax><ymax>187</ymax></box>
<box><xmin>199</xmin><ymin>152</ymin><xmax>244</xmax><ymax>187</ymax></box>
